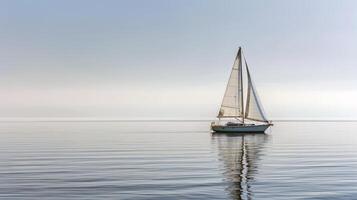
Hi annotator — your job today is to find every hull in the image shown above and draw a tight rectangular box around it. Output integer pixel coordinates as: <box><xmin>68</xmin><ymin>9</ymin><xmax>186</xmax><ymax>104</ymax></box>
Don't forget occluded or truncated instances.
<box><xmin>211</xmin><ymin>124</ymin><xmax>271</xmax><ymax>133</ymax></box>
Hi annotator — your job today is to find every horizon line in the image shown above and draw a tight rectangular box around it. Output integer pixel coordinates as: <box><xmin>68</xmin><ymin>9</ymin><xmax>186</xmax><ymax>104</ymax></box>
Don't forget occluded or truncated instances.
<box><xmin>0</xmin><ymin>117</ymin><xmax>357</xmax><ymax>122</ymax></box>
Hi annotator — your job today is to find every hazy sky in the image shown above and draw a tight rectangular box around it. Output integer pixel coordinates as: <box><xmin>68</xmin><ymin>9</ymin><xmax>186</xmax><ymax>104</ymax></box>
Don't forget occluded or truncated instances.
<box><xmin>1</xmin><ymin>0</ymin><xmax>357</xmax><ymax>119</ymax></box>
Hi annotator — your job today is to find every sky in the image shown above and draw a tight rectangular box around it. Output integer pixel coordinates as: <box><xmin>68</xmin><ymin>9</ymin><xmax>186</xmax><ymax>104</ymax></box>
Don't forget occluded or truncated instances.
<box><xmin>0</xmin><ymin>0</ymin><xmax>357</xmax><ymax>120</ymax></box>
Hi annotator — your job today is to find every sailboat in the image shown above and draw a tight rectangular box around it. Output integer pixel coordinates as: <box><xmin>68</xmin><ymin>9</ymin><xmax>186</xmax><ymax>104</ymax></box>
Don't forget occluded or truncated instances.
<box><xmin>211</xmin><ymin>47</ymin><xmax>272</xmax><ymax>133</ymax></box>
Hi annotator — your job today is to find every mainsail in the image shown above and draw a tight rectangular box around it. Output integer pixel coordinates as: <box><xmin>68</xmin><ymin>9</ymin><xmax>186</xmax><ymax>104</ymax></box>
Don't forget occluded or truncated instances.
<box><xmin>218</xmin><ymin>48</ymin><xmax>244</xmax><ymax>118</ymax></box>
<box><xmin>217</xmin><ymin>47</ymin><xmax>269</xmax><ymax>123</ymax></box>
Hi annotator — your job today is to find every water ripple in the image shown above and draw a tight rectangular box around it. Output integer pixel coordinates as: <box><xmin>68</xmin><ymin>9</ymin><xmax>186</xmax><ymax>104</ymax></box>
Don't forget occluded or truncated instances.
<box><xmin>0</xmin><ymin>121</ymin><xmax>356</xmax><ymax>199</ymax></box>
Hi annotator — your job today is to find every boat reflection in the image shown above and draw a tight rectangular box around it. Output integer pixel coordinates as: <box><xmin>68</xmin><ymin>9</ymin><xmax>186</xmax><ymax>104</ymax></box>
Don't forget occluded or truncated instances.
<box><xmin>212</xmin><ymin>133</ymin><xmax>268</xmax><ymax>200</ymax></box>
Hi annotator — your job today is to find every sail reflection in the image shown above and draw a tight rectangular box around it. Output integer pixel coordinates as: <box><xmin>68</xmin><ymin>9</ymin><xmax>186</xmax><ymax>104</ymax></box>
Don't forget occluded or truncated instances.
<box><xmin>212</xmin><ymin>133</ymin><xmax>268</xmax><ymax>200</ymax></box>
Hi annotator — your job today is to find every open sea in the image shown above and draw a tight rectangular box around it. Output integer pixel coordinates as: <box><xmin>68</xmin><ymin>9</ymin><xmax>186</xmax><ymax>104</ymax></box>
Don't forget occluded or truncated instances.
<box><xmin>0</xmin><ymin>121</ymin><xmax>357</xmax><ymax>200</ymax></box>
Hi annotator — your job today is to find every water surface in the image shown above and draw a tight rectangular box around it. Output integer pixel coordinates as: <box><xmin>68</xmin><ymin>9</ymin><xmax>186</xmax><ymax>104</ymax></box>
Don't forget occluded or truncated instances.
<box><xmin>0</xmin><ymin>121</ymin><xmax>357</xmax><ymax>199</ymax></box>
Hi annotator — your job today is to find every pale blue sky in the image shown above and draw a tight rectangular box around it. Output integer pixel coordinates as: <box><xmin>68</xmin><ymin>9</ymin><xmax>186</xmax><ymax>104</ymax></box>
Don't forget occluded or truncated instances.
<box><xmin>0</xmin><ymin>0</ymin><xmax>357</xmax><ymax>119</ymax></box>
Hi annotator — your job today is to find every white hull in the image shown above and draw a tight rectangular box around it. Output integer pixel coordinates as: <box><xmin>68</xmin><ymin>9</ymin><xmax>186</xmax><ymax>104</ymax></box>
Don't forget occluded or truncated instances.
<box><xmin>211</xmin><ymin>124</ymin><xmax>270</xmax><ymax>133</ymax></box>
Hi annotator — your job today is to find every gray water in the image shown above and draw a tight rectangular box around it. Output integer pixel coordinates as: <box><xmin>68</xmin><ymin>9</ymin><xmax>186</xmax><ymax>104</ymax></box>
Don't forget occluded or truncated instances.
<box><xmin>0</xmin><ymin>121</ymin><xmax>357</xmax><ymax>200</ymax></box>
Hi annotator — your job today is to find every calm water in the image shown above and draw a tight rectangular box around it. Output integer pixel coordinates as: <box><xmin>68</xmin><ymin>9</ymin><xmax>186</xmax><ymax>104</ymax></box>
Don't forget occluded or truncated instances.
<box><xmin>0</xmin><ymin>121</ymin><xmax>357</xmax><ymax>199</ymax></box>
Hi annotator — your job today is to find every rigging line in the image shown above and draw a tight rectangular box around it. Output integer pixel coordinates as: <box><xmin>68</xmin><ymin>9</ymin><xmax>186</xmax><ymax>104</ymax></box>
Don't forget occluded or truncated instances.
<box><xmin>239</xmin><ymin>47</ymin><xmax>245</xmax><ymax>123</ymax></box>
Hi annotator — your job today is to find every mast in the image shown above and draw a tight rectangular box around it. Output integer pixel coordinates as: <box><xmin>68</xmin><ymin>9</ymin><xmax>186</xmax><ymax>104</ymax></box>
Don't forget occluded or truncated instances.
<box><xmin>239</xmin><ymin>47</ymin><xmax>245</xmax><ymax>124</ymax></box>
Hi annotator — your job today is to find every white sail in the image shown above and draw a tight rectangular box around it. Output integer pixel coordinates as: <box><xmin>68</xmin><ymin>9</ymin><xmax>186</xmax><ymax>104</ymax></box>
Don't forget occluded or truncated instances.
<box><xmin>244</xmin><ymin>60</ymin><xmax>268</xmax><ymax>122</ymax></box>
<box><xmin>218</xmin><ymin>48</ymin><xmax>244</xmax><ymax>118</ymax></box>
